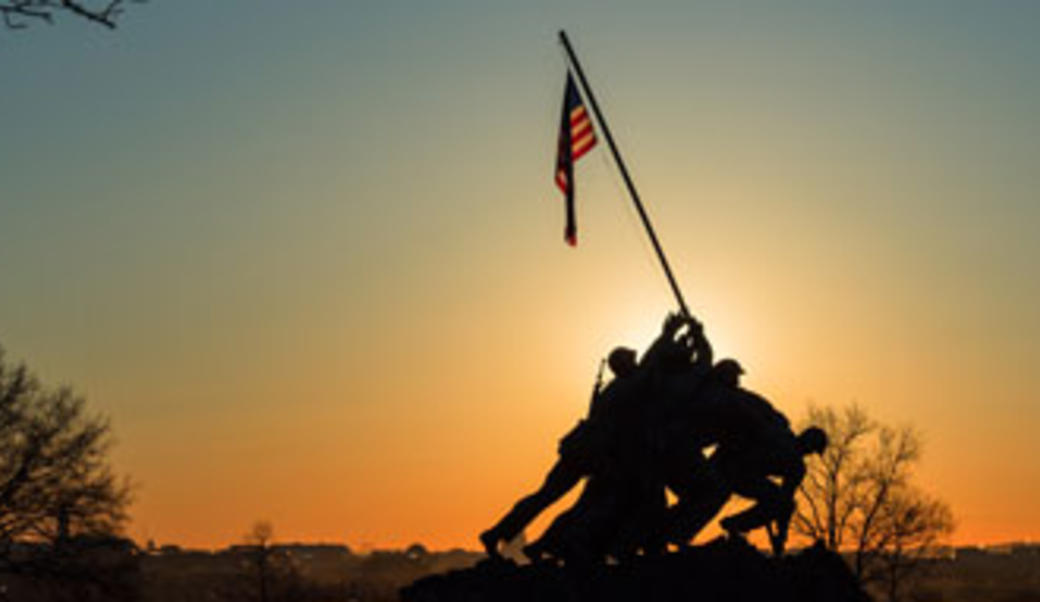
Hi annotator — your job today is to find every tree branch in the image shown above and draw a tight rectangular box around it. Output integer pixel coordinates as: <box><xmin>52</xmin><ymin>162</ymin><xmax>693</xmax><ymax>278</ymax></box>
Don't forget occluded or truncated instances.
<box><xmin>1</xmin><ymin>0</ymin><xmax>139</xmax><ymax>30</ymax></box>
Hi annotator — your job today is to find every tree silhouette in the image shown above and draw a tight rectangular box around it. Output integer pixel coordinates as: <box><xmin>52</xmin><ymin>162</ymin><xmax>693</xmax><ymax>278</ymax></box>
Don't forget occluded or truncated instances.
<box><xmin>0</xmin><ymin>0</ymin><xmax>138</xmax><ymax>30</ymax></box>
<box><xmin>0</xmin><ymin>346</ymin><xmax>132</xmax><ymax>576</ymax></box>
<box><xmin>793</xmin><ymin>404</ymin><xmax>954</xmax><ymax>602</ymax></box>
<box><xmin>244</xmin><ymin>520</ymin><xmax>275</xmax><ymax>602</ymax></box>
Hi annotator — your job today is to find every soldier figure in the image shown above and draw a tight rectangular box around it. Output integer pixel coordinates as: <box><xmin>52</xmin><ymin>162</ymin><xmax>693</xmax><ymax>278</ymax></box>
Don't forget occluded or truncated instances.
<box><xmin>715</xmin><ymin>425</ymin><xmax>828</xmax><ymax>555</ymax></box>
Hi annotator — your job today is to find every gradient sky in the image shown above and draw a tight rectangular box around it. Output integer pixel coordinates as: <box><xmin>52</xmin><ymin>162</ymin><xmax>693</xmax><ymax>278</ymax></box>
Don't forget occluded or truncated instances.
<box><xmin>2</xmin><ymin>1</ymin><xmax>1039</xmax><ymax>550</ymax></box>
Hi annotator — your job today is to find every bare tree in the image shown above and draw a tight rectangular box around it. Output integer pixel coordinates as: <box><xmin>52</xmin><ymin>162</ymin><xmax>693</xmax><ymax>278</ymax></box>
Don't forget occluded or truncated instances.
<box><xmin>0</xmin><ymin>0</ymin><xmax>139</xmax><ymax>30</ymax></box>
<box><xmin>0</xmin><ymin>346</ymin><xmax>132</xmax><ymax>576</ymax></box>
<box><xmin>238</xmin><ymin>517</ymin><xmax>299</xmax><ymax>602</ymax></box>
<box><xmin>244</xmin><ymin>521</ymin><xmax>275</xmax><ymax>602</ymax></box>
<box><xmin>793</xmin><ymin>403</ymin><xmax>954</xmax><ymax>602</ymax></box>
<box><xmin>871</xmin><ymin>487</ymin><xmax>954</xmax><ymax>602</ymax></box>
<box><xmin>795</xmin><ymin>404</ymin><xmax>874</xmax><ymax>551</ymax></box>
<box><xmin>231</xmin><ymin>520</ymin><xmax>308</xmax><ymax>602</ymax></box>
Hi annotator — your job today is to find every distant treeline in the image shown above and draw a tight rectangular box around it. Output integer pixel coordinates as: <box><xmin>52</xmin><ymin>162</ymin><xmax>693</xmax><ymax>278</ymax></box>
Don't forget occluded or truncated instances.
<box><xmin>0</xmin><ymin>538</ymin><xmax>484</xmax><ymax>602</ymax></box>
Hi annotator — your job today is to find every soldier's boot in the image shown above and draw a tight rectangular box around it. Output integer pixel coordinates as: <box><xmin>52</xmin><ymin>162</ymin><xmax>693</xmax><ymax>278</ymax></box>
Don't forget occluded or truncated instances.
<box><xmin>479</xmin><ymin>528</ymin><xmax>501</xmax><ymax>559</ymax></box>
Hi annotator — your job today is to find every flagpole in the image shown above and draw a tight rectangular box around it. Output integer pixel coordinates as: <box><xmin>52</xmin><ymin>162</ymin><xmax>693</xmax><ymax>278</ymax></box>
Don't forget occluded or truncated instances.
<box><xmin>557</xmin><ymin>30</ymin><xmax>692</xmax><ymax>319</ymax></box>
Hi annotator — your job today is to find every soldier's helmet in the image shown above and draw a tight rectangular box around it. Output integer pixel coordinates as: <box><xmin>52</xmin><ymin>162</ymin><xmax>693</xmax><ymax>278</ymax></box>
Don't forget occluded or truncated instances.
<box><xmin>798</xmin><ymin>426</ymin><xmax>829</xmax><ymax>455</ymax></box>
<box><xmin>607</xmin><ymin>347</ymin><xmax>638</xmax><ymax>377</ymax></box>
<box><xmin>711</xmin><ymin>358</ymin><xmax>744</xmax><ymax>387</ymax></box>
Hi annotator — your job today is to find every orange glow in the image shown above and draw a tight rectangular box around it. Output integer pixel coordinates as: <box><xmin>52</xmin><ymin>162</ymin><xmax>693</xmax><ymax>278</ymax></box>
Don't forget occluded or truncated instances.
<box><xmin>4</xmin><ymin>4</ymin><xmax>1039</xmax><ymax>553</ymax></box>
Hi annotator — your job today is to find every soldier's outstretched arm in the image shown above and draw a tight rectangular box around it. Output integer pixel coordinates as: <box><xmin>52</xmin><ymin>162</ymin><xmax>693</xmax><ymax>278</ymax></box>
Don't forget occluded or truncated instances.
<box><xmin>687</xmin><ymin>317</ymin><xmax>714</xmax><ymax>371</ymax></box>
<box><xmin>641</xmin><ymin>312</ymin><xmax>682</xmax><ymax>367</ymax></box>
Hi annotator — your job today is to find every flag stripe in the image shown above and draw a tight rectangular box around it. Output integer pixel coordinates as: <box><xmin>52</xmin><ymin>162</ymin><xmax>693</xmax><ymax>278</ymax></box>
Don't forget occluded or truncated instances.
<box><xmin>571</xmin><ymin>120</ymin><xmax>593</xmax><ymax>141</ymax></box>
<box><xmin>572</xmin><ymin>135</ymin><xmax>596</xmax><ymax>158</ymax></box>
<box><xmin>554</xmin><ymin>72</ymin><xmax>597</xmax><ymax>246</ymax></box>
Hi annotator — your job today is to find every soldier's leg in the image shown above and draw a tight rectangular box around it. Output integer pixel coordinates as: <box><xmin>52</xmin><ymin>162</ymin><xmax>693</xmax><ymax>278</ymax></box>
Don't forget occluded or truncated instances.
<box><xmin>770</xmin><ymin>494</ymin><xmax>796</xmax><ymax>555</ymax></box>
<box><xmin>610</xmin><ymin>481</ymin><xmax>668</xmax><ymax>559</ymax></box>
<box><xmin>663</xmin><ymin>455</ymin><xmax>730</xmax><ymax>546</ymax></box>
<box><xmin>481</xmin><ymin>458</ymin><xmax>583</xmax><ymax>556</ymax></box>
<box><xmin>719</xmin><ymin>476</ymin><xmax>790</xmax><ymax>537</ymax></box>
<box><xmin>526</xmin><ymin>475</ymin><xmax>607</xmax><ymax>564</ymax></box>
<box><xmin>524</xmin><ymin>501</ymin><xmax>580</xmax><ymax>563</ymax></box>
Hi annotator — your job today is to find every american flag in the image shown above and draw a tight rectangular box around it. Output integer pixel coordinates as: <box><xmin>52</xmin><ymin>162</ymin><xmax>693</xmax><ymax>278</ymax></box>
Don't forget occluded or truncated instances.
<box><xmin>555</xmin><ymin>72</ymin><xmax>597</xmax><ymax>246</ymax></box>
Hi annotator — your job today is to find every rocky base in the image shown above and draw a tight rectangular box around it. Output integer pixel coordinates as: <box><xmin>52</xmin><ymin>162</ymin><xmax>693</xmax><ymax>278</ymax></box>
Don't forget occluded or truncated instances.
<box><xmin>400</xmin><ymin>537</ymin><xmax>870</xmax><ymax>602</ymax></box>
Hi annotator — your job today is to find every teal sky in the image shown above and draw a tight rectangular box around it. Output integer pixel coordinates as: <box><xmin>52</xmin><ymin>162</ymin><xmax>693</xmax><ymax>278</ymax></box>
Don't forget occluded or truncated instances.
<box><xmin>2</xmin><ymin>2</ymin><xmax>1039</xmax><ymax>548</ymax></box>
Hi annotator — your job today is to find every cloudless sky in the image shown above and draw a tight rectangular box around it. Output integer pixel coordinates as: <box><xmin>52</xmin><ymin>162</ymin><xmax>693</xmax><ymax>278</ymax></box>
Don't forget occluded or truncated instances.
<box><xmin>2</xmin><ymin>1</ymin><xmax>1039</xmax><ymax>550</ymax></box>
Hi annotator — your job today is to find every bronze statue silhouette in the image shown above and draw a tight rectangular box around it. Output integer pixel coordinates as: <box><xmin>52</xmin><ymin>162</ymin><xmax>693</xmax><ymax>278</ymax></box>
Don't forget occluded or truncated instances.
<box><xmin>479</xmin><ymin>312</ymin><xmax>828</xmax><ymax>565</ymax></box>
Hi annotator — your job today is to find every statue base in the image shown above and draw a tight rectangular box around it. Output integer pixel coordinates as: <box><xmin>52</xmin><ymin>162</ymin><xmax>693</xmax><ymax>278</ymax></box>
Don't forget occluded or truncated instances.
<box><xmin>400</xmin><ymin>537</ymin><xmax>869</xmax><ymax>602</ymax></box>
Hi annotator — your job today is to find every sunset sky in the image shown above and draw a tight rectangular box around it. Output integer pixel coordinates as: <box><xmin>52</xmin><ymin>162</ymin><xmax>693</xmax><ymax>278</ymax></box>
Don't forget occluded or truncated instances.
<box><xmin>2</xmin><ymin>2</ymin><xmax>1038</xmax><ymax>551</ymax></box>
